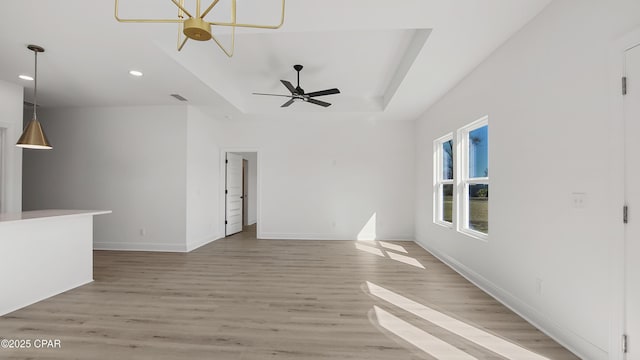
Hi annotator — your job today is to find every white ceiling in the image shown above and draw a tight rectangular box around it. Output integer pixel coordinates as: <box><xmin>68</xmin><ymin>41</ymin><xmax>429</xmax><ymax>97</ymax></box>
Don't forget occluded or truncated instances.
<box><xmin>0</xmin><ymin>0</ymin><xmax>552</xmax><ymax>121</ymax></box>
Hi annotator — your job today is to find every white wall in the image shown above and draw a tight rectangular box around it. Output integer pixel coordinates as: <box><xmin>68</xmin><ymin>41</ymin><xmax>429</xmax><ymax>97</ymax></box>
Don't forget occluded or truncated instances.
<box><xmin>21</xmin><ymin>102</ymin><xmax>413</xmax><ymax>250</ymax></box>
<box><xmin>0</xmin><ymin>80</ymin><xmax>23</xmax><ymax>213</ymax></box>
<box><xmin>22</xmin><ymin>106</ymin><xmax>188</xmax><ymax>251</ymax></box>
<box><xmin>235</xmin><ymin>152</ymin><xmax>257</xmax><ymax>225</ymax></box>
<box><xmin>194</xmin><ymin>113</ymin><xmax>415</xmax><ymax>241</ymax></box>
<box><xmin>186</xmin><ymin>106</ymin><xmax>222</xmax><ymax>250</ymax></box>
<box><xmin>414</xmin><ymin>1</ymin><xmax>640</xmax><ymax>359</ymax></box>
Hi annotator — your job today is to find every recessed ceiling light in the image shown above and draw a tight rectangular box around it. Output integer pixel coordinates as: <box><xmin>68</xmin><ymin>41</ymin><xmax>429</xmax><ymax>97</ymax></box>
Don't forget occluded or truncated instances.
<box><xmin>19</xmin><ymin>74</ymin><xmax>34</xmax><ymax>81</ymax></box>
<box><xmin>129</xmin><ymin>70</ymin><xmax>143</xmax><ymax>77</ymax></box>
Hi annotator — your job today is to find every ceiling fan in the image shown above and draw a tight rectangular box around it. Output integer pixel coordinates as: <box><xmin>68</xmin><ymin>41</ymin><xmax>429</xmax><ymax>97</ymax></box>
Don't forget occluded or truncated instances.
<box><xmin>253</xmin><ymin>65</ymin><xmax>340</xmax><ymax>108</ymax></box>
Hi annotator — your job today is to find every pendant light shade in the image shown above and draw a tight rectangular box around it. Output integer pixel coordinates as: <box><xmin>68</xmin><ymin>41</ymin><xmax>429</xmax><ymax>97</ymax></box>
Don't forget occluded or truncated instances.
<box><xmin>16</xmin><ymin>118</ymin><xmax>52</xmax><ymax>149</ymax></box>
<box><xmin>17</xmin><ymin>44</ymin><xmax>52</xmax><ymax>150</ymax></box>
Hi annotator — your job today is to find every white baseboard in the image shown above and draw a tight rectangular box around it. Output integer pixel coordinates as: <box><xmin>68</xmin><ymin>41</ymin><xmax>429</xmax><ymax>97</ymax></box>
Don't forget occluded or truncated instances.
<box><xmin>186</xmin><ymin>234</ymin><xmax>223</xmax><ymax>252</ymax></box>
<box><xmin>93</xmin><ymin>242</ymin><xmax>187</xmax><ymax>252</ymax></box>
<box><xmin>413</xmin><ymin>239</ymin><xmax>606</xmax><ymax>360</ymax></box>
<box><xmin>258</xmin><ymin>232</ymin><xmax>414</xmax><ymax>241</ymax></box>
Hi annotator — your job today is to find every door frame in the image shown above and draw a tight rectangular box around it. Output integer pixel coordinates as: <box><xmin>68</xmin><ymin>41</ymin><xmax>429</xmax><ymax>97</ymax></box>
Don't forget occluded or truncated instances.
<box><xmin>242</xmin><ymin>158</ymin><xmax>248</xmax><ymax>226</ymax></box>
<box><xmin>0</xmin><ymin>121</ymin><xmax>18</xmax><ymax>214</ymax></box>
<box><xmin>219</xmin><ymin>148</ymin><xmax>261</xmax><ymax>238</ymax></box>
<box><xmin>609</xmin><ymin>26</ymin><xmax>640</xmax><ymax>360</ymax></box>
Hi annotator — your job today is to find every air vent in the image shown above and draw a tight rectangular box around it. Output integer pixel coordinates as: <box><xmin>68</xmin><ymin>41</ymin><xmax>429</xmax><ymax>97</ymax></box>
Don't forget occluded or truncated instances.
<box><xmin>170</xmin><ymin>94</ymin><xmax>188</xmax><ymax>102</ymax></box>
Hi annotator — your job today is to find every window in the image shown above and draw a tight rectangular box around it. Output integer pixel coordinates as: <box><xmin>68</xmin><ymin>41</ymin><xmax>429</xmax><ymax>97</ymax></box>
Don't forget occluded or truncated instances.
<box><xmin>434</xmin><ymin>134</ymin><xmax>454</xmax><ymax>227</ymax></box>
<box><xmin>458</xmin><ymin>117</ymin><xmax>489</xmax><ymax>238</ymax></box>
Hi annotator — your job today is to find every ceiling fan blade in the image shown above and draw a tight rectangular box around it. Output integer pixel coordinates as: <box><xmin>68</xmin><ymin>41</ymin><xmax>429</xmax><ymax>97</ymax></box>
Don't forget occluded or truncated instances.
<box><xmin>281</xmin><ymin>99</ymin><xmax>295</xmax><ymax>107</ymax></box>
<box><xmin>307</xmin><ymin>98</ymin><xmax>331</xmax><ymax>107</ymax></box>
<box><xmin>280</xmin><ymin>80</ymin><xmax>297</xmax><ymax>94</ymax></box>
<box><xmin>252</xmin><ymin>92</ymin><xmax>295</xmax><ymax>98</ymax></box>
<box><xmin>306</xmin><ymin>88</ymin><xmax>341</xmax><ymax>97</ymax></box>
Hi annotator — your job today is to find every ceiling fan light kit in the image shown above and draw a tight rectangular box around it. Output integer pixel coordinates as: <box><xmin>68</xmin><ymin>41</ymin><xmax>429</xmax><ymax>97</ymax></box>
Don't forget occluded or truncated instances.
<box><xmin>114</xmin><ymin>0</ymin><xmax>286</xmax><ymax>57</ymax></box>
<box><xmin>253</xmin><ymin>64</ymin><xmax>341</xmax><ymax>108</ymax></box>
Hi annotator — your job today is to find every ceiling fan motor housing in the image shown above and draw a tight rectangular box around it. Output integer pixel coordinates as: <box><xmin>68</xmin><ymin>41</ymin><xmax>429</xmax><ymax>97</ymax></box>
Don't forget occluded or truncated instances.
<box><xmin>293</xmin><ymin>65</ymin><xmax>304</xmax><ymax>94</ymax></box>
<box><xmin>183</xmin><ymin>18</ymin><xmax>212</xmax><ymax>41</ymax></box>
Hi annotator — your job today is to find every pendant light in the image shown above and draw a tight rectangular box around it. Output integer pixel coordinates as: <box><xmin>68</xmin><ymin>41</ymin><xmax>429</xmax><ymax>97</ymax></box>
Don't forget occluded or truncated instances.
<box><xmin>16</xmin><ymin>44</ymin><xmax>52</xmax><ymax>150</ymax></box>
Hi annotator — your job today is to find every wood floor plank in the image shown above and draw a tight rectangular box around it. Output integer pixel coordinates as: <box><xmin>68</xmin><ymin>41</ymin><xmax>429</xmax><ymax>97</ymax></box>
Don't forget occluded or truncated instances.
<box><xmin>0</xmin><ymin>225</ymin><xmax>579</xmax><ymax>359</ymax></box>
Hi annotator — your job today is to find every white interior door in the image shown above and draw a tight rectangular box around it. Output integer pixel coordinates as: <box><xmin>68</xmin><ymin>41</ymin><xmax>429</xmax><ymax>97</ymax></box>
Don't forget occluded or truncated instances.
<box><xmin>225</xmin><ymin>153</ymin><xmax>243</xmax><ymax>236</ymax></box>
<box><xmin>243</xmin><ymin>159</ymin><xmax>248</xmax><ymax>226</ymax></box>
<box><xmin>625</xmin><ymin>44</ymin><xmax>640</xmax><ymax>359</ymax></box>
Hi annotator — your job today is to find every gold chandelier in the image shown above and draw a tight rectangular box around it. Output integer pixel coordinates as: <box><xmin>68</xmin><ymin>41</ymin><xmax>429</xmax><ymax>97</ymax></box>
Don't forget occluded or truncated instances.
<box><xmin>115</xmin><ymin>0</ymin><xmax>285</xmax><ymax>57</ymax></box>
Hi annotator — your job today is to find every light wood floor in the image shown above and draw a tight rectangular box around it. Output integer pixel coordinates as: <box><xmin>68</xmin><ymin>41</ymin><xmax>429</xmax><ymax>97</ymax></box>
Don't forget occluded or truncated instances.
<box><xmin>0</xmin><ymin>225</ymin><xmax>578</xmax><ymax>359</ymax></box>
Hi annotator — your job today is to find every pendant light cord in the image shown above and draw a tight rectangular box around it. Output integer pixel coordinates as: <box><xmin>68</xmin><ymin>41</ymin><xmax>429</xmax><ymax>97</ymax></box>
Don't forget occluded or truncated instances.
<box><xmin>33</xmin><ymin>50</ymin><xmax>38</xmax><ymax>120</ymax></box>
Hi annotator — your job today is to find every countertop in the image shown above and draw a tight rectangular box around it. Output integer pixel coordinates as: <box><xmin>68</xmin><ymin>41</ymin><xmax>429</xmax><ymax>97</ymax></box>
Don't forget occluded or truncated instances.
<box><xmin>0</xmin><ymin>209</ymin><xmax>112</xmax><ymax>224</ymax></box>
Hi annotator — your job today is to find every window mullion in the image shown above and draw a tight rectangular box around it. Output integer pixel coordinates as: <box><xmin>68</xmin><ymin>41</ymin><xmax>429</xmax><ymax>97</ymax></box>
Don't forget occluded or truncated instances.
<box><xmin>466</xmin><ymin>178</ymin><xmax>489</xmax><ymax>185</ymax></box>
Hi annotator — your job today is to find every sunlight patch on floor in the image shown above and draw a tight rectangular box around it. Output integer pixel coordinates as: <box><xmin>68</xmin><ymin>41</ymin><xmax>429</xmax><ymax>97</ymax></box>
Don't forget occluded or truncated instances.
<box><xmin>355</xmin><ymin>241</ymin><xmax>425</xmax><ymax>269</ymax></box>
<box><xmin>378</xmin><ymin>241</ymin><xmax>408</xmax><ymax>253</ymax></box>
<box><xmin>386</xmin><ymin>252</ymin><xmax>425</xmax><ymax>269</ymax></box>
<box><xmin>355</xmin><ymin>243</ymin><xmax>385</xmax><ymax>257</ymax></box>
<box><xmin>367</xmin><ymin>282</ymin><xmax>550</xmax><ymax>360</ymax></box>
<box><xmin>373</xmin><ymin>306</ymin><xmax>478</xmax><ymax>360</ymax></box>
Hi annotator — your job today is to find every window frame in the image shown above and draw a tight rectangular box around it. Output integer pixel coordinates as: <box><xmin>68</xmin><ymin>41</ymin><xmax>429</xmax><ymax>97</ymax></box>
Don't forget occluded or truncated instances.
<box><xmin>433</xmin><ymin>133</ymin><xmax>454</xmax><ymax>228</ymax></box>
<box><xmin>457</xmin><ymin>116</ymin><xmax>489</xmax><ymax>240</ymax></box>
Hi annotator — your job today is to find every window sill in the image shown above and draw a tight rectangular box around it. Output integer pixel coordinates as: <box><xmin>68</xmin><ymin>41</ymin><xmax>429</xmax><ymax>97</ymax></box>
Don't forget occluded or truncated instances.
<box><xmin>434</xmin><ymin>221</ymin><xmax>454</xmax><ymax>229</ymax></box>
<box><xmin>458</xmin><ymin>228</ymin><xmax>488</xmax><ymax>242</ymax></box>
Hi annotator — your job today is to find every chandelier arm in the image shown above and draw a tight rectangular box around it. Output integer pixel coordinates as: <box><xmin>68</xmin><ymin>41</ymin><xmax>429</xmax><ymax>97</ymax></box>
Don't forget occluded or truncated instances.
<box><xmin>178</xmin><ymin>0</ymin><xmax>185</xmax><ymax>18</ymax></box>
<box><xmin>176</xmin><ymin>0</ymin><xmax>185</xmax><ymax>49</ymax></box>
<box><xmin>177</xmin><ymin>21</ymin><xmax>182</xmax><ymax>49</ymax></box>
<box><xmin>200</xmin><ymin>0</ymin><xmax>221</xmax><ymax>19</ymax></box>
<box><xmin>115</xmin><ymin>18</ymin><xmax>183</xmax><ymax>23</ymax></box>
<box><xmin>232</xmin><ymin>0</ymin><xmax>236</xmax><ymax>23</ymax></box>
<box><xmin>114</xmin><ymin>0</ymin><xmax>185</xmax><ymax>23</ymax></box>
<box><xmin>209</xmin><ymin>21</ymin><xmax>283</xmax><ymax>29</ymax></box>
<box><xmin>208</xmin><ymin>0</ymin><xmax>284</xmax><ymax>29</ymax></box>
<box><xmin>170</xmin><ymin>0</ymin><xmax>193</xmax><ymax>18</ymax></box>
<box><xmin>210</xmin><ymin>26</ymin><xmax>235</xmax><ymax>57</ymax></box>
<box><xmin>178</xmin><ymin>32</ymin><xmax>189</xmax><ymax>51</ymax></box>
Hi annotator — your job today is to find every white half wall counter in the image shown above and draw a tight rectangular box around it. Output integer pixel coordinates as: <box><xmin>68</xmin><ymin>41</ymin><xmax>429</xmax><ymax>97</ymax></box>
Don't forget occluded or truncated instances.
<box><xmin>0</xmin><ymin>209</ymin><xmax>111</xmax><ymax>315</ymax></box>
